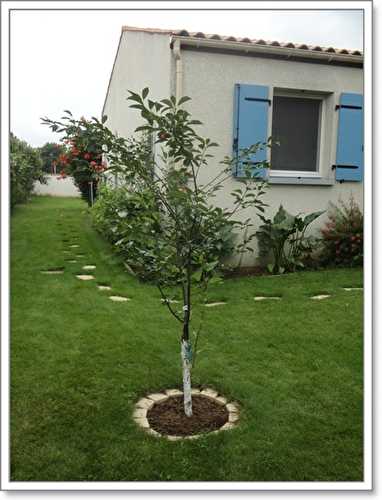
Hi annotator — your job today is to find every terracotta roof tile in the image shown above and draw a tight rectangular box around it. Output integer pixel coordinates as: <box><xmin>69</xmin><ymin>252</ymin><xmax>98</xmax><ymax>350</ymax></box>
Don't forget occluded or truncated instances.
<box><xmin>121</xmin><ymin>25</ymin><xmax>363</xmax><ymax>57</ymax></box>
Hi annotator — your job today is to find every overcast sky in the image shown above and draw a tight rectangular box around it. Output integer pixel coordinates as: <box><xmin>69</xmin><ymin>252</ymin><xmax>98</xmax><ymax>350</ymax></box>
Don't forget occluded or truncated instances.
<box><xmin>10</xmin><ymin>8</ymin><xmax>363</xmax><ymax>147</ymax></box>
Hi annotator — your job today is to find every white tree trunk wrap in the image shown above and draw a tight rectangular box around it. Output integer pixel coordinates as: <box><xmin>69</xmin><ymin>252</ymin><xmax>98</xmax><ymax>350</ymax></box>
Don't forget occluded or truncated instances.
<box><xmin>181</xmin><ymin>339</ymin><xmax>193</xmax><ymax>417</ymax></box>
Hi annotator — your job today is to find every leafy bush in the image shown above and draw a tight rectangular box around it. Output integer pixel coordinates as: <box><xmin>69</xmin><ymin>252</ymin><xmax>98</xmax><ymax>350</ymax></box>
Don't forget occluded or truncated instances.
<box><xmin>92</xmin><ymin>184</ymin><xmax>236</xmax><ymax>278</ymax></box>
<box><xmin>10</xmin><ymin>133</ymin><xmax>46</xmax><ymax>209</ymax></box>
<box><xmin>256</xmin><ymin>204</ymin><xmax>324</xmax><ymax>274</ymax></box>
<box><xmin>319</xmin><ymin>197</ymin><xmax>363</xmax><ymax>267</ymax></box>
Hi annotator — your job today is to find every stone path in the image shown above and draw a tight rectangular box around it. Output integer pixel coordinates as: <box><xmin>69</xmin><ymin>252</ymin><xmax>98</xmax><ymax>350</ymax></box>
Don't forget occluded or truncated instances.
<box><xmin>109</xmin><ymin>295</ymin><xmax>130</xmax><ymax>302</ymax></box>
<box><xmin>254</xmin><ymin>296</ymin><xmax>281</xmax><ymax>301</ymax></box>
<box><xmin>310</xmin><ymin>294</ymin><xmax>331</xmax><ymax>300</ymax></box>
<box><xmin>43</xmin><ymin>224</ymin><xmax>363</xmax><ymax>311</ymax></box>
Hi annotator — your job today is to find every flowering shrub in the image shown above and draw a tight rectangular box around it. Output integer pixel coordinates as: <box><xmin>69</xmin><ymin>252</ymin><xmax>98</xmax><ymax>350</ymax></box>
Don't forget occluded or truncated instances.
<box><xmin>41</xmin><ymin>113</ymin><xmax>108</xmax><ymax>205</ymax></box>
<box><xmin>320</xmin><ymin>196</ymin><xmax>363</xmax><ymax>267</ymax></box>
<box><xmin>10</xmin><ymin>133</ymin><xmax>46</xmax><ymax>209</ymax></box>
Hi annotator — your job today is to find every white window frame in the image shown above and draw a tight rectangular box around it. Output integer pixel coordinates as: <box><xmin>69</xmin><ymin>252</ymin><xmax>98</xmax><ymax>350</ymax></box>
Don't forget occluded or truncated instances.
<box><xmin>269</xmin><ymin>88</ymin><xmax>327</xmax><ymax>179</ymax></box>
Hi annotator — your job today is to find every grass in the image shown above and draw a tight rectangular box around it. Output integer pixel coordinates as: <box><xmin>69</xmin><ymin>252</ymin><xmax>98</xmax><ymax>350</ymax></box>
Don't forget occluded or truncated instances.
<box><xmin>11</xmin><ymin>196</ymin><xmax>363</xmax><ymax>482</ymax></box>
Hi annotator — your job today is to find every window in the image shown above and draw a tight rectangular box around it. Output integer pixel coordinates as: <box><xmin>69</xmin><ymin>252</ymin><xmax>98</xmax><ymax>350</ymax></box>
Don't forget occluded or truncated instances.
<box><xmin>271</xmin><ymin>95</ymin><xmax>321</xmax><ymax>173</ymax></box>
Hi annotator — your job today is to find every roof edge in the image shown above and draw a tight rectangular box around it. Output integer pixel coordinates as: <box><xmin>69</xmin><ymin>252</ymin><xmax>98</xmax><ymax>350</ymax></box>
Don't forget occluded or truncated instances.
<box><xmin>171</xmin><ymin>35</ymin><xmax>363</xmax><ymax>64</ymax></box>
<box><xmin>122</xmin><ymin>25</ymin><xmax>173</xmax><ymax>34</ymax></box>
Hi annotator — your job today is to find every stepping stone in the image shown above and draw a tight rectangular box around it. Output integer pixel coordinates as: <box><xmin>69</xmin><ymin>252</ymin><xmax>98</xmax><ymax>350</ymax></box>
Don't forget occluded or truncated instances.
<box><xmin>226</xmin><ymin>403</ymin><xmax>239</xmax><ymax>413</ymax></box>
<box><xmin>136</xmin><ymin>398</ymin><xmax>155</xmax><ymax>410</ymax></box>
<box><xmin>343</xmin><ymin>287</ymin><xmax>363</xmax><ymax>291</ymax></box>
<box><xmin>109</xmin><ymin>295</ymin><xmax>130</xmax><ymax>302</ymax></box>
<box><xmin>254</xmin><ymin>296</ymin><xmax>281</xmax><ymax>301</ymax></box>
<box><xmin>134</xmin><ymin>417</ymin><xmax>150</xmax><ymax>429</ymax></box>
<box><xmin>97</xmin><ymin>285</ymin><xmax>112</xmax><ymax>291</ymax></box>
<box><xmin>201</xmin><ymin>388</ymin><xmax>219</xmax><ymax>399</ymax></box>
<box><xmin>82</xmin><ymin>265</ymin><xmax>96</xmax><ymax>270</ymax></box>
<box><xmin>215</xmin><ymin>396</ymin><xmax>228</xmax><ymax>405</ymax></box>
<box><xmin>167</xmin><ymin>435</ymin><xmax>182</xmax><ymax>441</ymax></box>
<box><xmin>165</xmin><ymin>389</ymin><xmax>183</xmax><ymax>396</ymax></box>
<box><xmin>76</xmin><ymin>274</ymin><xmax>95</xmax><ymax>281</ymax></box>
<box><xmin>147</xmin><ymin>393</ymin><xmax>168</xmax><ymax>403</ymax></box>
<box><xmin>133</xmin><ymin>408</ymin><xmax>147</xmax><ymax>419</ymax></box>
<box><xmin>204</xmin><ymin>302</ymin><xmax>226</xmax><ymax>307</ymax></box>
<box><xmin>40</xmin><ymin>268</ymin><xmax>64</xmax><ymax>275</ymax></box>
<box><xmin>311</xmin><ymin>294</ymin><xmax>330</xmax><ymax>300</ymax></box>
<box><xmin>228</xmin><ymin>413</ymin><xmax>240</xmax><ymax>423</ymax></box>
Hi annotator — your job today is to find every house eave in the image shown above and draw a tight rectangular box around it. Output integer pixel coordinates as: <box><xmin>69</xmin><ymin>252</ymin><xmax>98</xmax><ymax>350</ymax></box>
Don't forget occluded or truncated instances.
<box><xmin>170</xmin><ymin>36</ymin><xmax>363</xmax><ymax>68</ymax></box>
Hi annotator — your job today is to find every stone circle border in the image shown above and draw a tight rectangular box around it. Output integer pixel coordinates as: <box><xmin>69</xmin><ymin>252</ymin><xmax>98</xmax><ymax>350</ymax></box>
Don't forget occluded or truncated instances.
<box><xmin>133</xmin><ymin>388</ymin><xmax>240</xmax><ymax>440</ymax></box>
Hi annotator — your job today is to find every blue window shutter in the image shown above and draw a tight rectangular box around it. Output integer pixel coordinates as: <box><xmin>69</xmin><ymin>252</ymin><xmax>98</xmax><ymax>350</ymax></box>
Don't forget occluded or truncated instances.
<box><xmin>233</xmin><ymin>83</ymin><xmax>269</xmax><ymax>179</ymax></box>
<box><xmin>335</xmin><ymin>93</ymin><xmax>363</xmax><ymax>182</ymax></box>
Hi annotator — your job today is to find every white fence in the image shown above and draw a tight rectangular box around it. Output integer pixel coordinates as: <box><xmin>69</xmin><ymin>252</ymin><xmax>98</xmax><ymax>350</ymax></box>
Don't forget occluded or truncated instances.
<box><xmin>34</xmin><ymin>174</ymin><xmax>80</xmax><ymax>197</ymax></box>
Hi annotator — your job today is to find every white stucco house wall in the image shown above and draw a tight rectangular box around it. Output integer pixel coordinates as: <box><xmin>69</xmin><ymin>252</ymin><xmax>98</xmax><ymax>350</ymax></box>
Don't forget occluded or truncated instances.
<box><xmin>102</xmin><ymin>26</ymin><xmax>363</xmax><ymax>265</ymax></box>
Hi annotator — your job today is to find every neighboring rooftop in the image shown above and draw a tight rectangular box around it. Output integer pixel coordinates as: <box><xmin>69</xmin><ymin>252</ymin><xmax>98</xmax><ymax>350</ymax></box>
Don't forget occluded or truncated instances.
<box><xmin>121</xmin><ymin>25</ymin><xmax>363</xmax><ymax>57</ymax></box>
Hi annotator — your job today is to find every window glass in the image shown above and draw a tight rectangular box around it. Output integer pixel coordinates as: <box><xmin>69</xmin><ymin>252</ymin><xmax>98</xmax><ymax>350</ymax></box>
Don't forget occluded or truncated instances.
<box><xmin>271</xmin><ymin>96</ymin><xmax>320</xmax><ymax>172</ymax></box>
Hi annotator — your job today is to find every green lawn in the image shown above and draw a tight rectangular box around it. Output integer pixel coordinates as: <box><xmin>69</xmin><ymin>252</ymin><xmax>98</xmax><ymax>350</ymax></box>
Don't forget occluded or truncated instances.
<box><xmin>11</xmin><ymin>196</ymin><xmax>363</xmax><ymax>482</ymax></box>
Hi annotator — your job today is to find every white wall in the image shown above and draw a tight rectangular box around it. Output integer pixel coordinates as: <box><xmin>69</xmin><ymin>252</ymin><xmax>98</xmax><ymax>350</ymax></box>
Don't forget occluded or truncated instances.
<box><xmin>103</xmin><ymin>33</ymin><xmax>363</xmax><ymax>266</ymax></box>
<box><xmin>34</xmin><ymin>175</ymin><xmax>80</xmax><ymax>197</ymax></box>
<box><xmin>180</xmin><ymin>49</ymin><xmax>363</xmax><ymax>264</ymax></box>
<box><xmin>103</xmin><ymin>30</ymin><xmax>172</xmax><ymax>139</ymax></box>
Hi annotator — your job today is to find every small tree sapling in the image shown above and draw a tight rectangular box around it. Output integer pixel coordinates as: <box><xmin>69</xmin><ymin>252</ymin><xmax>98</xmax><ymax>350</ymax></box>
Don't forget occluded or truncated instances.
<box><xmin>42</xmin><ymin>89</ymin><xmax>271</xmax><ymax>417</ymax></box>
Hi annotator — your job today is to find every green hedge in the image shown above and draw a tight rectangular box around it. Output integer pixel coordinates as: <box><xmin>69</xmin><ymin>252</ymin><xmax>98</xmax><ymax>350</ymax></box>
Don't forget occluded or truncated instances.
<box><xmin>10</xmin><ymin>133</ymin><xmax>46</xmax><ymax>209</ymax></box>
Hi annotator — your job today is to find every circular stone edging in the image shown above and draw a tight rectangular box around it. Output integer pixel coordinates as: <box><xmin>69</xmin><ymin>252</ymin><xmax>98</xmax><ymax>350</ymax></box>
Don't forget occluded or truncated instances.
<box><xmin>133</xmin><ymin>388</ymin><xmax>240</xmax><ymax>440</ymax></box>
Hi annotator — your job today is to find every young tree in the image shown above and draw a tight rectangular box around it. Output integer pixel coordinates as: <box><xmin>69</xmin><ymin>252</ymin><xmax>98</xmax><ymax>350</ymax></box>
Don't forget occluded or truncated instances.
<box><xmin>39</xmin><ymin>142</ymin><xmax>67</xmax><ymax>174</ymax></box>
<box><xmin>42</xmin><ymin>90</ymin><xmax>271</xmax><ymax>417</ymax></box>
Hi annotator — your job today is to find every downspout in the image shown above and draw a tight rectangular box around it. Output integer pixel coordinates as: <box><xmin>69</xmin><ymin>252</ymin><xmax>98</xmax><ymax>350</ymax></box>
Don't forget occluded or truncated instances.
<box><xmin>173</xmin><ymin>38</ymin><xmax>183</xmax><ymax>101</ymax></box>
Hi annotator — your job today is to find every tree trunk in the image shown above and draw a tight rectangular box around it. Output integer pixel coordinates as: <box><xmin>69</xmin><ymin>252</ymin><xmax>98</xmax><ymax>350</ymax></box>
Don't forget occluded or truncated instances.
<box><xmin>181</xmin><ymin>275</ymin><xmax>193</xmax><ymax>417</ymax></box>
<box><xmin>181</xmin><ymin>338</ymin><xmax>193</xmax><ymax>417</ymax></box>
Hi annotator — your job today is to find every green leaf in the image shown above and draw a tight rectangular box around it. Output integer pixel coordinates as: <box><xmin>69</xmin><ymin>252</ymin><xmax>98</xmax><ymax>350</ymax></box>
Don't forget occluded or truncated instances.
<box><xmin>303</xmin><ymin>210</ymin><xmax>325</xmax><ymax>227</ymax></box>
<box><xmin>135</xmin><ymin>125</ymin><xmax>152</xmax><ymax>132</ymax></box>
<box><xmin>127</xmin><ymin>93</ymin><xmax>142</xmax><ymax>103</ymax></box>
<box><xmin>102</xmin><ymin>115</ymin><xmax>108</xmax><ymax>124</ymax></box>
<box><xmin>178</xmin><ymin>96</ymin><xmax>191</xmax><ymax>106</ymax></box>
<box><xmin>142</xmin><ymin>87</ymin><xmax>149</xmax><ymax>99</ymax></box>
<box><xmin>160</xmin><ymin>99</ymin><xmax>172</xmax><ymax>107</ymax></box>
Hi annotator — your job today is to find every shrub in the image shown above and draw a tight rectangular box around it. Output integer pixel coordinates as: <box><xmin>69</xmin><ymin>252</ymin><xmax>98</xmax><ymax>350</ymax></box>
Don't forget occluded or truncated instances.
<box><xmin>10</xmin><ymin>133</ymin><xmax>46</xmax><ymax>209</ymax></box>
<box><xmin>256</xmin><ymin>204</ymin><xmax>324</xmax><ymax>274</ymax></box>
<box><xmin>319</xmin><ymin>197</ymin><xmax>363</xmax><ymax>267</ymax></box>
<box><xmin>92</xmin><ymin>184</ymin><xmax>236</xmax><ymax>278</ymax></box>
<box><xmin>41</xmin><ymin>114</ymin><xmax>109</xmax><ymax>205</ymax></box>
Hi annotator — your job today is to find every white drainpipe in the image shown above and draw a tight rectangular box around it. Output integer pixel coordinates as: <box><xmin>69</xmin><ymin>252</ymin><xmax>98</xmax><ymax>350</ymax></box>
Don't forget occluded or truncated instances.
<box><xmin>173</xmin><ymin>38</ymin><xmax>183</xmax><ymax>101</ymax></box>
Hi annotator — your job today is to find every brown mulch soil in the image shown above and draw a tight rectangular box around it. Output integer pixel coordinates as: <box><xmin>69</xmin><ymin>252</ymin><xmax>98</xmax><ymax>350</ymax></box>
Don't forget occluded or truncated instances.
<box><xmin>222</xmin><ymin>266</ymin><xmax>268</xmax><ymax>279</ymax></box>
<box><xmin>147</xmin><ymin>395</ymin><xmax>229</xmax><ymax>436</ymax></box>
